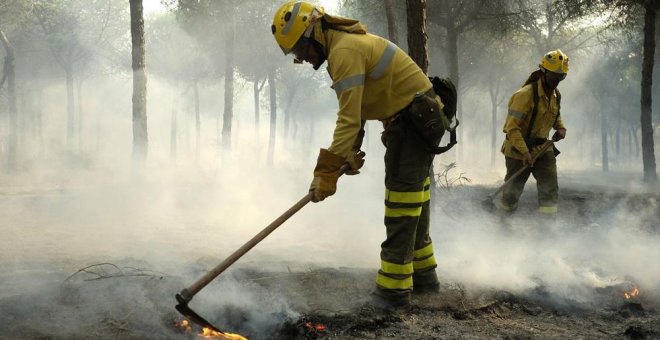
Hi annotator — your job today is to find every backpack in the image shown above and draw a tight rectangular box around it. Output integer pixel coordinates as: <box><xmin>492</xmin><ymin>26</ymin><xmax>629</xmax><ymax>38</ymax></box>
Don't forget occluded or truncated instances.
<box><xmin>427</xmin><ymin>76</ymin><xmax>459</xmax><ymax>154</ymax></box>
<box><xmin>430</xmin><ymin>76</ymin><xmax>457</xmax><ymax>121</ymax></box>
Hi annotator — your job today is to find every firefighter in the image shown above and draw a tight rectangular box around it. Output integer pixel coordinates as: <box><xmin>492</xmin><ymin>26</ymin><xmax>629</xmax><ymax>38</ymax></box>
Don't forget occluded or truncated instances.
<box><xmin>500</xmin><ymin>50</ymin><xmax>568</xmax><ymax>216</ymax></box>
<box><xmin>271</xmin><ymin>1</ymin><xmax>450</xmax><ymax>309</ymax></box>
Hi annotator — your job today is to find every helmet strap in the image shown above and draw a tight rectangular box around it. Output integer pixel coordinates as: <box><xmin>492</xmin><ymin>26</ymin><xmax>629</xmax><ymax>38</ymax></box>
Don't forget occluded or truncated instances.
<box><xmin>311</xmin><ymin>39</ymin><xmax>327</xmax><ymax>70</ymax></box>
<box><xmin>303</xmin><ymin>22</ymin><xmax>327</xmax><ymax>70</ymax></box>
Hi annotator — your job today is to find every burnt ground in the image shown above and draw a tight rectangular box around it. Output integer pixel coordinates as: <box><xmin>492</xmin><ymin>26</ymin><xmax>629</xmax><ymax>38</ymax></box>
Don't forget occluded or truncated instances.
<box><xmin>1</xmin><ymin>180</ymin><xmax>659</xmax><ymax>339</ymax></box>
<box><xmin>1</xmin><ymin>260</ymin><xmax>658</xmax><ymax>340</ymax></box>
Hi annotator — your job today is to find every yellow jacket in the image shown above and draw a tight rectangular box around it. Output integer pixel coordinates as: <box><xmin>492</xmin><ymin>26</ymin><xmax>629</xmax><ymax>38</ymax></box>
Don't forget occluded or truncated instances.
<box><xmin>323</xmin><ymin>29</ymin><xmax>433</xmax><ymax>158</ymax></box>
<box><xmin>501</xmin><ymin>79</ymin><xmax>565</xmax><ymax>159</ymax></box>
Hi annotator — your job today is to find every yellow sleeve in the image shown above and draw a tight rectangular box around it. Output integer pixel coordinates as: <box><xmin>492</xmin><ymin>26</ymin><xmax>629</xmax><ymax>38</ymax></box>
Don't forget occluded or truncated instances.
<box><xmin>553</xmin><ymin>113</ymin><xmax>565</xmax><ymax>130</ymax></box>
<box><xmin>327</xmin><ymin>48</ymin><xmax>366</xmax><ymax>158</ymax></box>
<box><xmin>503</xmin><ymin>88</ymin><xmax>533</xmax><ymax>154</ymax></box>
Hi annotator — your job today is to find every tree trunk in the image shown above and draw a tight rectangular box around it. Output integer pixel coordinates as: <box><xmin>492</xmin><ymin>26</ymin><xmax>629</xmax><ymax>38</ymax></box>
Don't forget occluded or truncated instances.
<box><xmin>447</xmin><ymin>26</ymin><xmax>462</xmax><ymax>157</ymax></box>
<box><xmin>284</xmin><ymin>97</ymin><xmax>291</xmax><ymax>138</ymax></box>
<box><xmin>222</xmin><ymin>16</ymin><xmax>235</xmax><ymax>152</ymax></box>
<box><xmin>633</xmin><ymin>126</ymin><xmax>640</xmax><ymax>161</ymax></box>
<box><xmin>0</xmin><ymin>30</ymin><xmax>17</xmax><ymax>170</ymax></box>
<box><xmin>615</xmin><ymin>116</ymin><xmax>621</xmax><ymax>166</ymax></box>
<box><xmin>130</xmin><ymin>0</ymin><xmax>148</xmax><ymax>165</ymax></box>
<box><xmin>36</xmin><ymin>84</ymin><xmax>44</xmax><ymax>155</ymax></box>
<box><xmin>194</xmin><ymin>81</ymin><xmax>200</xmax><ymax>161</ymax></box>
<box><xmin>267</xmin><ymin>69</ymin><xmax>277</xmax><ymax>167</ymax></box>
<box><xmin>170</xmin><ymin>82</ymin><xmax>178</xmax><ymax>159</ymax></box>
<box><xmin>76</xmin><ymin>78</ymin><xmax>83</xmax><ymax>151</ymax></box>
<box><xmin>384</xmin><ymin>0</ymin><xmax>399</xmax><ymax>45</ymax></box>
<box><xmin>65</xmin><ymin>66</ymin><xmax>75</xmax><ymax>150</ymax></box>
<box><xmin>640</xmin><ymin>0</ymin><xmax>657</xmax><ymax>182</ymax></box>
<box><xmin>489</xmin><ymin>89</ymin><xmax>498</xmax><ymax>166</ymax></box>
<box><xmin>600</xmin><ymin>103</ymin><xmax>609</xmax><ymax>172</ymax></box>
<box><xmin>406</xmin><ymin>0</ymin><xmax>441</xmax><ymax>211</ymax></box>
<box><xmin>254</xmin><ymin>80</ymin><xmax>260</xmax><ymax>139</ymax></box>
<box><xmin>283</xmin><ymin>84</ymin><xmax>301</xmax><ymax>142</ymax></box>
<box><xmin>628</xmin><ymin>125</ymin><xmax>633</xmax><ymax>165</ymax></box>
<box><xmin>405</xmin><ymin>0</ymin><xmax>428</xmax><ymax>73</ymax></box>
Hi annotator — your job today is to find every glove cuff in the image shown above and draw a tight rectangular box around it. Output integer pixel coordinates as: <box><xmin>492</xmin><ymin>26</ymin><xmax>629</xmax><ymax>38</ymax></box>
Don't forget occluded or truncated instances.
<box><xmin>313</xmin><ymin>148</ymin><xmax>345</xmax><ymax>176</ymax></box>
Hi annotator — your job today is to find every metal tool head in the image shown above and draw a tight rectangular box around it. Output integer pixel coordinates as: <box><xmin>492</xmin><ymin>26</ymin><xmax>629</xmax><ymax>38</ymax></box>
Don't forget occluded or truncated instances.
<box><xmin>175</xmin><ymin>293</ymin><xmax>223</xmax><ymax>333</ymax></box>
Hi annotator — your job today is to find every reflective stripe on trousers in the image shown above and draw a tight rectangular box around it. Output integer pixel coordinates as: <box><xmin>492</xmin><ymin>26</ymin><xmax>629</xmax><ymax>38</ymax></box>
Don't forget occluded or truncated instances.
<box><xmin>377</xmin><ymin>178</ymin><xmax>437</xmax><ymax>290</ymax></box>
<box><xmin>502</xmin><ymin>150</ymin><xmax>558</xmax><ymax>213</ymax></box>
<box><xmin>378</xmin><ymin>117</ymin><xmax>439</xmax><ymax>292</ymax></box>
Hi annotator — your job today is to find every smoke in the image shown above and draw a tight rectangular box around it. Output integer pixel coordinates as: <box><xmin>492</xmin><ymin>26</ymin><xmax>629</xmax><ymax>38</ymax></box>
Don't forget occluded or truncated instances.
<box><xmin>1</xmin><ymin>2</ymin><xmax>659</xmax><ymax>338</ymax></box>
<box><xmin>1</xmin><ymin>78</ymin><xmax>658</xmax><ymax>337</ymax></box>
<box><xmin>431</xmin><ymin>180</ymin><xmax>660</xmax><ymax>310</ymax></box>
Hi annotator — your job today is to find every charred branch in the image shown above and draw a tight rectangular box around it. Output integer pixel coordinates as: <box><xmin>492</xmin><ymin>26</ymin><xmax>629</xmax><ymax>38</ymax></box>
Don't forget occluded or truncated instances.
<box><xmin>64</xmin><ymin>263</ymin><xmax>169</xmax><ymax>282</ymax></box>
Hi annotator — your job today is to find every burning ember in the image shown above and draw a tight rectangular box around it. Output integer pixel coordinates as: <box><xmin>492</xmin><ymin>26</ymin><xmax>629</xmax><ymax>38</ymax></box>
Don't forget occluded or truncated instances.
<box><xmin>292</xmin><ymin>317</ymin><xmax>328</xmax><ymax>338</ymax></box>
<box><xmin>624</xmin><ymin>287</ymin><xmax>640</xmax><ymax>299</ymax></box>
<box><xmin>175</xmin><ymin>319</ymin><xmax>248</xmax><ymax>339</ymax></box>
<box><xmin>305</xmin><ymin>321</ymin><xmax>327</xmax><ymax>332</ymax></box>
<box><xmin>276</xmin><ymin>316</ymin><xmax>329</xmax><ymax>338</ymax></box>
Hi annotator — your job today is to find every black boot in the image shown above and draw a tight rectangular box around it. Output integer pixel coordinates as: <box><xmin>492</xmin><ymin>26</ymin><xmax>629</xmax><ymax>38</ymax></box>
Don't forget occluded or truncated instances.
<box><xmin>370</xmin><ymin>287</ymin><xmax>411</xmax><ymax>312</ymax></box>
<box><xmin>412</xmin><ymin>270</ymin><xmax>440</xmax><ymax>294</ymax></box>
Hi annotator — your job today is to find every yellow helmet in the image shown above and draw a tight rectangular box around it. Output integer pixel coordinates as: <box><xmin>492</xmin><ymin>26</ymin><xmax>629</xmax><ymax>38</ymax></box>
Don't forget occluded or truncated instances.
<box><xmin>271</xmin><ymin>1</ymin><xmax>324</xmax><ymax>55</ymax></box>
<box><xmin>540</xmin><ymin>49</ymin><xmax>569</xmax><ymax>74</ymax></box>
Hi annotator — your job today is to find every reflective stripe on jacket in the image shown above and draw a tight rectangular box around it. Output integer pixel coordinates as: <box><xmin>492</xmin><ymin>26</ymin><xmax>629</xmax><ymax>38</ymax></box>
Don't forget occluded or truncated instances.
<box><xmin>325</xmin><ymin>29</ymin><xmax>433</xmax><ymax>158</ymax></box>
<box><xmin>501</xmin><ymin>79</ymin><xmax>565</xmax><ymax>159</ymax></box>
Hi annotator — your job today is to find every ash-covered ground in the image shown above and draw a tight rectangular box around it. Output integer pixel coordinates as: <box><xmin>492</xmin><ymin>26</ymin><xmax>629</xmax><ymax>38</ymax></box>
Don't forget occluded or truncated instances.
<box><xmin>0</xmin><ymin>168</ymin><xmax>658</xmax><ymax>339</ymax></box>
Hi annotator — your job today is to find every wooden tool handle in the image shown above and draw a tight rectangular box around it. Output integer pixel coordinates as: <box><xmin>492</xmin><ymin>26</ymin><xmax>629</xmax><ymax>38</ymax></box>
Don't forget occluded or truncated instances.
<box><xmin>180</xmin><ymin>163</ymin><xmax>353</xmax><ymax>302</ymax></box>
<box><xmin>490</xmin><ymin>140</ymin><xmax>554</xmax><ymax>198</ymax></box>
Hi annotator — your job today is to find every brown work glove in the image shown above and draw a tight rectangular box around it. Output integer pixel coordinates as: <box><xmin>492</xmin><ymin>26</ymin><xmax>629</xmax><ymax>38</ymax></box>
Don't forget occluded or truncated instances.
<box><xmin>552</xmin><ymin>128</ymin><xmax>566</xmax><ymax>141</ymax></box>
<box><xmin>309</xmin><ymin>148</ymin><xmax>345</xmax><ymax>202</ymax></box>
<box><xmin>344</xmin><ymin>149</ymin><xmax>366</xmax><ymax>175</ymax></box>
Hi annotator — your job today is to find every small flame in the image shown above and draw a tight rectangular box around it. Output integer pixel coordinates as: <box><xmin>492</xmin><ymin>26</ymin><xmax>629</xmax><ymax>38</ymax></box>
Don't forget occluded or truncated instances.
<box><xmin>200</xmin><ymin>327</ymin><xmax>248</xmax><ymax>339</ymax></box>
<box><xmin>624</xmin><ymin>287</ymin><xmax>640</xmax><ymax>299</ymax></box>
<box><xmin>305</xmin><ymin>321</ymin><xmax>327</xmax><ymax>332</ymax></box>
<box><xmin>175</xmin><ymin>319</ymin><xmax>247</xmax><ymax>339</ymax></box>
<box><xmin>174</xmin><ymin>319</ymin><xmax>193</xmax><ymax>334</ymax></box>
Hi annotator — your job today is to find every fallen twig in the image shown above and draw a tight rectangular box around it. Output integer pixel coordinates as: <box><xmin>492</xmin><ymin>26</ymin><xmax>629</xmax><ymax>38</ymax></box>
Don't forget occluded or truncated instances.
<box><xmin>64</xmin><ymin>263</ymin><xmax>169</xmax><ymax>282</ymax></box>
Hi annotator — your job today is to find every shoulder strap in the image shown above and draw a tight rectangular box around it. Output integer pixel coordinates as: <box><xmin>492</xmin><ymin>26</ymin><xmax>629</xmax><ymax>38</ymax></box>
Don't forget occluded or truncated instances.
<box><xmin>428</xmin><ymin>119</ymin><xmax>460</xmax><ymax>154</ymax></box>
<box><xmin>553</xmin><ymin>89</ymin><xmax>561</xmax><ymax>127</ymax></box>
<box><xmin>525</xmin><ymin>82</ymin><xmax>540</xmax><ymax>141</ymax></box>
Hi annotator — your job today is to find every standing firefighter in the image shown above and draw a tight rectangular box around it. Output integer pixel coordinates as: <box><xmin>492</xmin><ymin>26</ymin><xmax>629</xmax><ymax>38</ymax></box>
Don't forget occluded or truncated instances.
<box><xmin>271</xmin><ymin>1</ymin><xmax>457</xmax><ymax>309</ymax></box>
<box><xmin>500</xmin><ymin>50</ymin><xmax>569</xmax><ymax>215</ymax></box>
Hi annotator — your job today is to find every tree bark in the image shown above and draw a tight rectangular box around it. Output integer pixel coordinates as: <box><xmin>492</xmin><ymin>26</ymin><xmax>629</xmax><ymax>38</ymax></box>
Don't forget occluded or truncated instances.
<box><xmin>284</xmin><ymin>96</ymin><xmax>292</xmax><ymax>138</ymax></box>
<box><xmin>640</xmin><ymin>0</ymin><xmax>657</xmax><ymax>182</ymax></box>
<box><xmin>384</xmin><ymin>0</ymin><xmax>399</xmax><ymax>45</ymax></box>
<box><xmin>406</xmin><ymin>0</ymin><xmax>443</xmax><ymax>212</ymax></box>
<box><xmin>130</xmin><ymin>0</ymin><xmax>148</xmax><ymax>165</ymax></box>
<box><xmin>36</xmin><ymin>84</ymin><xmax>44</xmax><ymax>154</ymax></box>
<box><xmin>194</xmin><ymin>81</ymin><xmax>200</xmax><ymax>161</ymax></box>
<box><xmin>267</xmin><ymin>69</ymin><xmax>277</xmax><ymax>167</ymax></box>
<box><xmin>0</xmin><ymin>30</ymin><xmax>17</xmax><ymax>170</ymax></box>
<box><xmin>628</xmin><ymin>125</ymin><xmax>633</xmax><ymax>165</ymax></box>
<box><xmin>170</xmin><ymin>82</ymin><xmax>178</xmax><ymax>159</ymax></box>
<box><xmin>222</xmin><ymin>23</ymin><xmax>234</xmax><ymax>151</ymax></box>
<box><xmin>65</xmin><ymin>66</ymin><xmax>74</xmax><ymax>149</ymax></box>
<box><xmin>406</xmin><ymin>0</ymin><xmax>428</xmax><ymax>73</ymax></box>
<box><xmin>489</xmin><ymin>87</ymin><xmax>498</xmax><ymax>166</ymax></box>
<box><xmin>600</xmin><ymin>103</ymin><xmax>609</xmax><ymax>172</ymax></box>
<box><xmin>254</xmin><ymin>80</ymin><xmax>260</xmax><ymax>139</ymax></box>
<box><xmin>615</xmin><ymin>115</ymin><xmax>621</xmax><ymax>166</ymax></box>
<box><xmin>76</xmin><ymin>78</ymin><xmax>83</xmax><ymax>151</ymax></box>
<box><xmin>448</xmin><ymin>26</ymin><xmax>462</xmax><ymax>152</ymax></box>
